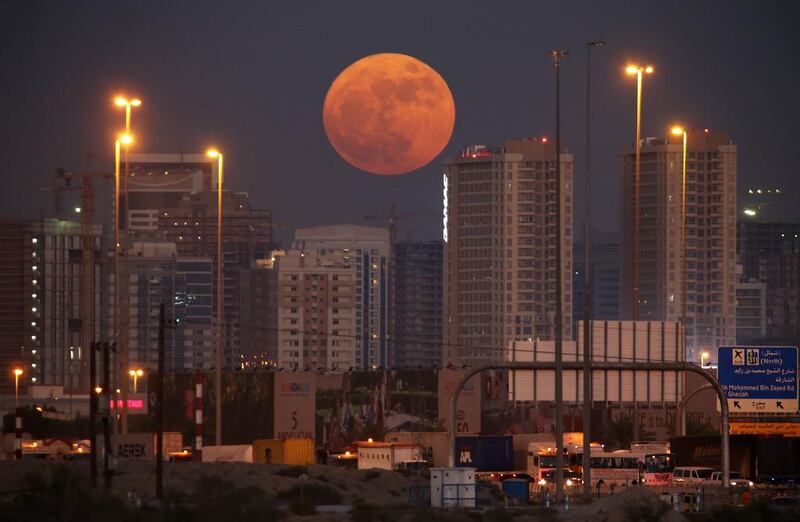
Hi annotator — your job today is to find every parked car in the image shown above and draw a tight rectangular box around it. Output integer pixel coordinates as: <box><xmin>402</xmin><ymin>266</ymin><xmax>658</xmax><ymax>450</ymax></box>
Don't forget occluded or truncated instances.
<box><xmin>772</xmin><ymin>494</ymin><xmax>800</xmax><ymax>510</ymax></box>
<box><xmin>708</xmin><ymin>471</ymin><xmax>753</xmax><ymax>488</ymax></box>
<box><xmin>671</xmin><ymin>466</ymin><xmax>713</xmax><ymax>485</ymax></box>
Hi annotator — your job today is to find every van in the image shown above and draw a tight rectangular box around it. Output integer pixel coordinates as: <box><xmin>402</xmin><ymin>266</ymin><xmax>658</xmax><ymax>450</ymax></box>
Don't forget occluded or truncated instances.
<box><xmin>671</xmin><ymin>466</ymin><xmax>713</xmax><ymax>485</ymax></box>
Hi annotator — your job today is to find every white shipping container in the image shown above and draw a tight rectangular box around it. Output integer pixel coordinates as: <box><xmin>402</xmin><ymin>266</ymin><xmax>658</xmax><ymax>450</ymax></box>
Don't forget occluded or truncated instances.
<box><xmin>201</xmin><ymin>444</ymin><xmax>253</xmax><ymax>463</ymax></box>
<box><xmin>357</xmin><ymin>442</ymin><xmax>425</xmax><ymax>470</ymax></box>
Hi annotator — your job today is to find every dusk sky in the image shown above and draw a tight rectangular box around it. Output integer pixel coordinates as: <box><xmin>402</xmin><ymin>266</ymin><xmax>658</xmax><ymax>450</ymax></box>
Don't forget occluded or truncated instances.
<box><xmin>2</xmin><ymin>0</ymin><xmax>798</xmax><ymax>243</ymax></box>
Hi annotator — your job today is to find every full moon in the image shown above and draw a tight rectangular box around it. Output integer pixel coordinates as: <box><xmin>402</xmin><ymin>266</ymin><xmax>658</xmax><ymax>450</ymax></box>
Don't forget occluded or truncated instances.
<box><xmin>323</xmin><ymin>53</ymin><xmax>456</xmax><ymax>176</ymax></box>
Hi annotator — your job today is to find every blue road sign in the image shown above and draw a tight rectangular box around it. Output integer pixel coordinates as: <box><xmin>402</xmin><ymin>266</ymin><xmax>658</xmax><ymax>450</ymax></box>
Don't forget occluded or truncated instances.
<box><xmin>718</xmin><ymin>346</ymin><xmax>798</xmax><ymax>414</ymax></box>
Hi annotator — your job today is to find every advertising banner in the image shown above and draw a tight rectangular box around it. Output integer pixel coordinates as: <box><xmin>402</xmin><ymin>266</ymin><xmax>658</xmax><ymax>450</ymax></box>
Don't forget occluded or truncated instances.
<box><xmin>274</xmin><ymin>372</ymin><xmax>316</xmax><ymax>442</ymax></box>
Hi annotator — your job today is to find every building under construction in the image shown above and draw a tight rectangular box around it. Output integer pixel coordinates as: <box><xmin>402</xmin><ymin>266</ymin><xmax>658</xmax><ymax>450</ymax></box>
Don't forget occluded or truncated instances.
<box><xmin>0</xmin><ymin>218</ymin><xmax>102</xmax><ymax>394</ymax></box>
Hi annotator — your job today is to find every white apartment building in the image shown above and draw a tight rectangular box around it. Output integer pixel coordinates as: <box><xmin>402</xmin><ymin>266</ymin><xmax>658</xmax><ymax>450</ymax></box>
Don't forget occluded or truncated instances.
<box><xmin>443</xmin><ymin>138</ymin><xmax>574</xmax><ymax>367</ymax></box>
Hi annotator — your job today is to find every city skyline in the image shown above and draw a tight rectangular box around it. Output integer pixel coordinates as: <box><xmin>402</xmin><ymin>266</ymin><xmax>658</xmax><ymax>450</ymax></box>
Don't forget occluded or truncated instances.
<box><xmin>1</xmin><ymin>3</ymin><xmax>799</xmax><ymax>512</ymax></box>
<box><xmin>2</xmin><ymin>1</ymin><xmax>800</xmax><ymax>243</ymax></box>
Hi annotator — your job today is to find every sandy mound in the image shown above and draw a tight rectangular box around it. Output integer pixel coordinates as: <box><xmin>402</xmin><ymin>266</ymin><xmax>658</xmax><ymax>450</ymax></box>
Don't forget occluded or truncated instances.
<box><xmin>557</xmin><ymin>487</ymin><xmax>687</xmax><ymax>522</ymax></box>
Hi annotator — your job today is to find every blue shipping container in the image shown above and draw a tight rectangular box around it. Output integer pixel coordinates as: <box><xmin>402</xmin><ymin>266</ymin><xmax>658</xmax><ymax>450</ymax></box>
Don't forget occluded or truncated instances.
<box><xmin>455</xmin><ymin>436</ymin><xmax>514</xmax><ymax>471</ymax></box>
<box><xmin>502</xmin><ymin>478</ymin><xmax>530</xmax><ymax>501</ymax></box>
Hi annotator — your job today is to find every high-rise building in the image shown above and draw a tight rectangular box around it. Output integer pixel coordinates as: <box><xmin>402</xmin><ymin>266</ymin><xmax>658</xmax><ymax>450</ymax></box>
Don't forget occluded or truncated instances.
<box><xmin>737</xmin><ymin>221</ymin><xmax>800</xmax><ymax>343</ymax></box>
<box><xmin>735</xmin><ymin>280</ymin><xmax>767</xmax><ymax>344</ymax></box>
<box><xmin>293</xmin><ymin>225</ymin><xmax>390</xmax><ymax>369</ymax></box>
<box><xmin>275</xmin><ymin>250</ymin><xmax>357</xmax><ymax>370</ymax></box>
<box><xmin>120</xmin><ymin>153</ymin><xmax>273</xmax><ymax>368</ymax></box>
<box><xmin>621</xmin><ymin>130</ymin><xmax>737</xmax><ymax>361</ymax></box>
<box><xmin>443</xmin><ymin>138</ymin><xmax>574</xmax><ymax>367</ymax></box>
<box><xmin>239</xmin><ymin>257</ymin><xmax>279</xmax><ymax>364</ymax></box>
<box><xmin>393</xmin><ymin>241</ymin><xmax>443</xmax><ymax>368</ymax></box>
<box><xmin>0</xmin><ymin>219</ymin><xmax>36</xmax><ymax>394</ymax></box>
<box><xmin>117</xmin><ymin>242</ymin><xmax>214</xmax><ymax>371</ymax></box>
<box><xmin>0</xmin><ymin>219</ymin><xmax>102</xmax><ymax>393</ymax></box>
<box><xmin>573</xmin><ymin>231</ymin><xmax>621</xmax><ymax>330</ymax></box>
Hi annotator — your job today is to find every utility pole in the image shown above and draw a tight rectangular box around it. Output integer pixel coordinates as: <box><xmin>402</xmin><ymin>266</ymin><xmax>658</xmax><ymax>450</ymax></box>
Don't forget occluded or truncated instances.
<box><xmin>80</xmin><ymin>179</ymin><xmax>95</xmax><ymax>394</ymax></box>
<box><xmin>156</xmin><ymin>302</ymin><xmax>165</xmax><ymax>500</ymax></box>
<box><xmin>89</xmin><ymin>341</ymin><xmax>97</xmax><ymax>487</ymax></box>
<box><xmin>583</xmin><ymin>40</ymin><xmax>604</xmax><ymax>502</ymax></box>
<box><xmin>102</xmin><ymin>342</ymin><xmax>112</xmax><ymax>489</ymax></box>
<box><xmin>550</xmin><ymin>48</ymin><xmax>568</xmax><ymax>504</ymax></box>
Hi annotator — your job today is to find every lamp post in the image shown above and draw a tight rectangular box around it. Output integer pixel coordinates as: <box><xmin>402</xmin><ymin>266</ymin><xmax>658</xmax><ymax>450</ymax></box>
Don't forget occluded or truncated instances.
<box><xmin>671</xmin><ymin>126</ymin><xmax>688</xmax><ymax>343</ymax></box>
<box><xmin>13</xmin><ymin>368</ymin><xmax>23</xmax><ymax>460</ymax></box>
<box><xmin>128</xmin><ymin>368</ymin><xmax>144</xmax><ymax>393</ymax></box>
<box><xmin>207</xmin><ymin>148</ymin><xmax>224</xmax><ymax>446</ymax></box>
<box><xmin>550</xmin><ymin>48</ymin><xmax>568</xmax><ymax>505</ymax></box>
<box><xmin>114</xmin><ymin>96</ymin><xmax>141</xmax><ymax>435</ymax></box>
<box><xmin>625</xmin><ymin>65</ymin><xmax>654</xmax><ymax>321</ymax></box>
<box><xmin>582</xmin><ymin>40</ymin><xmax>603</xmax><ymax>503</ymax></box>
<box><xmin>13</xmin><ymin>368</ymin><xmax>23</xmax><ymax>409</ymax></box>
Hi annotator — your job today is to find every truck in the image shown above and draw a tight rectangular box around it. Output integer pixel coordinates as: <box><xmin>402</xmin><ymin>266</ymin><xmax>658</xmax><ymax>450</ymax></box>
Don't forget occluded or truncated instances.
<box><xmin>357</xmin><ymin>441</ymin><xmax>427</xmax><ymax>470</ymax></box>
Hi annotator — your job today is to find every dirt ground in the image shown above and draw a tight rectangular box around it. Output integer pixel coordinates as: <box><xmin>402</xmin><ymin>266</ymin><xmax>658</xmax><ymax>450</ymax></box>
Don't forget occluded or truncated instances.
<box><xmin>0</xmin><ymin>460</ymin><xmax>696</xmax><ymax>521</ymax></box>
<box><xmin>0</xmin><ymin>459</ymin><xmax>427</xmax><ymax>507</ymax></box>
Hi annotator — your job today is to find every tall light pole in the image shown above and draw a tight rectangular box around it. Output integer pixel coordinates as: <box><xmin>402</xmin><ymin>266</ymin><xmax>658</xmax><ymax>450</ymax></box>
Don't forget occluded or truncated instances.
<box><xmin>625</xmin><ymin>65</ymin><xmax>654</xmax><ymax>321</ymax></box>
<box><xmin>207</xmin><ymin>148</ymin><xmax>224</xmax><ymax>446</ymax></box>
<box><xmin>114</xmin><ymin>134</ymin><xmax>133</xmax><ymax>391</ymax></box>
<box><xmin>582</xmin><ymin>40</ymin><xmax>603</xmax><ymax>502</ymax></box>
<box><xmin>114</xmin><ymin>96</ymin><xmax>141</xmax><ymax>435</ymax></box>
<box><xmin>13</xmin><ymin>368</ymin><xmax>23</xmax><ymax>409</ymax></box>
<box><xmin>671</xmin><ymin>126</ymin><xmax>688</xmax><ymax>342</ymax></box>
<box><xmin>550</xmin><ymin>48</ymin><xmax>568</xmax><ymax>505</ymax></box>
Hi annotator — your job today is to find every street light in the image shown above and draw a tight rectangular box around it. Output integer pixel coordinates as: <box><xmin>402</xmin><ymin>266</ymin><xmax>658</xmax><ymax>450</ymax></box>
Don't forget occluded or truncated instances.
<box><xmin>207</xmin><ymin>148</ymin><xmax>224</xmax><ymax>446</ymax></box>
<box><xmin>13</xmin><ymin>368</ymin><xmax>23</xmax><ymax>409</ymax></box>
<box><xmin>115</xmin><ymin>95</ymin><xmax>141</xmax><ymax>436</ymax></box>
<box><xmin>701</xmin><ymin>351</ymin><xmax>710</xmax><ymax>367</ymax></box>
<box><xmin>128</xmin><ymin>368</ymin><xmax>144</xmax><ymax>393</ymax></box>
<box><xmin>626</xmin><ymin>64</ymin><xmax>654</xmax><ymax>321</ymax></box>
<box><xmin>550</xmin><ymin>48</ymin><xmax>568</xmax><ymax>505</ymax></box>
<box><xmin>582</xmin><ymin>40</ymin><xmax>603</xmax><ymax>503</ymax></box>
<box><xmin>671</xmin><ymin>125</ymin><xmax>688</xmax><ymax>341</ymax></box>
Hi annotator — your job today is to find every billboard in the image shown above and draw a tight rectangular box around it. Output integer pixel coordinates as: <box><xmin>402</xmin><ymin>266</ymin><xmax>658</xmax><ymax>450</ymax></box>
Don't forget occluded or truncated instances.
<box><xmin>317</xmin><ymin>369</ymin><xmax>439</xmax><ymax>451</ymax></box>
<box><xmin>730</xmin><ymin>422</ymin><xmax>800</xmax><ymax>436</ymax></box>
<box><xmin>274</xmin><ymin>372</ymin><xmax>316</xmax><ymax>441</ymax></box>
<box><xmin>718</xmin><ymin>346</ymin><xmax>798</xmax><ymax>414</ymax></box>
<box><xmin>508</xmin><ymin>321</ymin><xmax>684</xmax><ymax>404</ymax></box>
<box><xmin>111</xmin><ymin>433</ymin><xmax>153</xmax><ymax>460</ymax></box>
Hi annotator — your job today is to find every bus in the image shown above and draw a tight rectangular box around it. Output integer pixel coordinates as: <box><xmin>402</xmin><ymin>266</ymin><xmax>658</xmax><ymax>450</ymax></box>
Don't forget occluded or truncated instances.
<box><xmin>588</xmin><ymin>451</ymin><xmax>641</xmax><ymax>488</ymax></box>
<box><xmin>641</xmin><ymin>453</ymin><xmax>675</xmax><ymax>486</ymax></box>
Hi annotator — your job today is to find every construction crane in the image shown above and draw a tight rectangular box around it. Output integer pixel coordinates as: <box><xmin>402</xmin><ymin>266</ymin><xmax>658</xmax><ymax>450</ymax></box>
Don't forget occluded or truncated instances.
<box><xmin>363</xmin><ymin>206</ymin><xmax>439</xmax><ymax>368</ymax></box>
<box><xmin>43</xmin><ymin>165</ymin><xmax>112</xmax><ymax>389</ymax></box>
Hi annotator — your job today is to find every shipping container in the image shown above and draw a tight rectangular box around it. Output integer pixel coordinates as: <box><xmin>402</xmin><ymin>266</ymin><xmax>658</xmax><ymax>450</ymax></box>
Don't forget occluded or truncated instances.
<box><xmin>201</xmin><ymin>444</ymin><xmax>254</xmax><ymax>463</ymax></box>
<box><xmin>386</xmin><ymin>432</ymin><xmax>449</xmax><ymax>467</ymax></box>
<box><xmin>455</xmin><ymin>436</ymin><xmax>513</xmax><ymax>472</ymax></box>
<box><xmin>670</xmin><ymin>435</ymin><xmax>800</xmax><ymax>479</ymax></box>
<box><xmin>252</xmin><ymin>438</ymin><xmax>314</xmax><ymax>465</ymax></box>
<box><xmin>357</xmin><ymin>441</ymin><xmax>426</xmax><ymax>470</ymax></box>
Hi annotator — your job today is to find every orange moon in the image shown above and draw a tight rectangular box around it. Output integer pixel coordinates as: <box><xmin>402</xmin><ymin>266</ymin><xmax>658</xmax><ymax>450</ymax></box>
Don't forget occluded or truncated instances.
<box><xmin>323</xmin><ymin>53</ymin><xmax>456</xmax><ymax>175</ymax></box>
